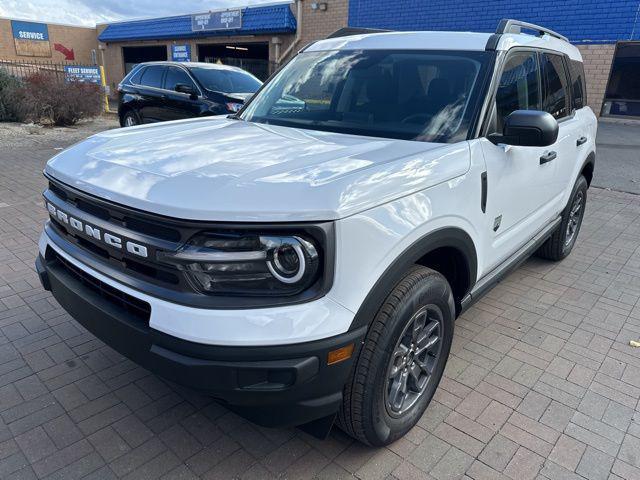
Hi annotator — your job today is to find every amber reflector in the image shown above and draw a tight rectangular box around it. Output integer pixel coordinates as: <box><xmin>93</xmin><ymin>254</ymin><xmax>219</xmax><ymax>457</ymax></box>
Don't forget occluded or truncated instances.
<box><xmin>327</xmin><ymin>344</ymin><xmax>354</xmax><ymax>365</ymax></box>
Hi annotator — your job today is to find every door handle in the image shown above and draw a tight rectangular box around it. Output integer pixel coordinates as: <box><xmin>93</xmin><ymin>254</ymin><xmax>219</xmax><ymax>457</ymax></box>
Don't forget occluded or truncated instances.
<box><xmin>540</xmin><ymin>151</ymin><xmax>557</xmax><ymax>165</ymax></box>
<box><xmin>576</xmin><ymin>136</ymin><xmax>588</xmax><ymax>146</ymax></box>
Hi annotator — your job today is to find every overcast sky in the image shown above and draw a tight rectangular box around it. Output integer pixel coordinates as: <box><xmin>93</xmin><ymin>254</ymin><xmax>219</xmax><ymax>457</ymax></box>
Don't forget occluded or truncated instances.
<box><xmin>0</xmin><ymin>0</ymin><xmax>280</xmax><ymax>26</ymax></box>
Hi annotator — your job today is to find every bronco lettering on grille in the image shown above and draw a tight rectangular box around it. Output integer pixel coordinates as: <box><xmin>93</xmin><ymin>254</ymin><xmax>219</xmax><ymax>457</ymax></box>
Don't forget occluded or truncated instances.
<box><xmin>46</xmin><ymin>201</ymin><xmax>149</xmax><ymax>258</ymax></box>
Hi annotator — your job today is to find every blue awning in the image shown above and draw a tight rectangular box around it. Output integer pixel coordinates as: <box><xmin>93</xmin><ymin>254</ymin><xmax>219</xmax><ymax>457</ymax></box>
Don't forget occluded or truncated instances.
<box><xmin>98</xmin><ymin>3</ymin><xmax>296</xmax><ymax>42</ymax></box>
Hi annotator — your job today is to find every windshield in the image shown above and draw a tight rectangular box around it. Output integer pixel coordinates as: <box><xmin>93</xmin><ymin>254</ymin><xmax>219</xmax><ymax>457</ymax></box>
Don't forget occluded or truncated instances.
<box><xmin>240</xmin><ymin>50</ymin><xmax>491</xmax><ymax>143</ymax></box>
<box><xmin>190</xmin><ymin>67</ymin><xmax>262</xmax><ymax>94</ymax></box>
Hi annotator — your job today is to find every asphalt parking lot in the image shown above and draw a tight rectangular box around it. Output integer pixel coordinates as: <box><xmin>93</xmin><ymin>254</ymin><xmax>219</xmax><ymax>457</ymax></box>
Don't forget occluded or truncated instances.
<box><xmin>0</xmin><ymin>118</ymin><xmax>640</xmax><ymax>480</ymax></box>
<box><xmin>593</xmin><ymin>121</ymin><xmax>640</xmax><ymax>194</ymax></box>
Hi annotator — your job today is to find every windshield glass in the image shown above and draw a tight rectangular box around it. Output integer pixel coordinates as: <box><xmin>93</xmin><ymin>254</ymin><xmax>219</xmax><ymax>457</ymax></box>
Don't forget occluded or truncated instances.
<box><xmin>240</xmin><ymin>50</ymin><xmax>491</xmax><ymax>142</ymax></box>
<box><xmin>190</xmin><ymin>67</ymin><xmax>262</xmax><ymax>93</ymax></box>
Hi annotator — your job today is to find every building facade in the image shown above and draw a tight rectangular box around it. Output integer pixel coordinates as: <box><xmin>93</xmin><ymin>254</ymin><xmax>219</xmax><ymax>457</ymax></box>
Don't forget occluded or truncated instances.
<box><xmin>95</xmin><ymin>1</ymin><xmax>349</xmax><ymax>89</ymax></box>
<box><xmin>347</xmin><ymin>0</ymin><xmax>640</xmax><ymax>118</ymax></box>
<box><xmin>0</xmin><ymin>18</ymin><xmax>97</xmax><ymax>64</ymax></box>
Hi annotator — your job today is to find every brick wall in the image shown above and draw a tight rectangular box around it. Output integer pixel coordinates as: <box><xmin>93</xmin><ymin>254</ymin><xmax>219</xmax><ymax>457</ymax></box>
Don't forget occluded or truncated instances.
<box><xmin>299</xmin><ymin>0</ymin><xmax>348</xmax><ymax>48</ymax></box>
<box><xmin>577</xmin><ymin>44</ymin><xmax>616</xmax><ymax>116</ymax></box>
<box><xmin>0</xmin><ymin>19</ymin><xmax>97</xmax><ymax>64</ymax></box>
<box><xmin>348</xmin><ymin>0</ymin><xmax>640</xmax><ymax>44</ymax></box>
<box><xmin>278</xmin><ymin>0</ymin><xmax>348</xmax><ymax>62</ymax></box>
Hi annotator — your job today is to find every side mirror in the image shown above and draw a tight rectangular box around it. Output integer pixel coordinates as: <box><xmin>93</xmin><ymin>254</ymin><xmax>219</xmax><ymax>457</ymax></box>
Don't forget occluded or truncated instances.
<box><xmin>488</xmin><ymin>110</ymin><xmax>558</xmax><ymax>147</ymax></box>
<box><xmin>175</xmin><ymin>83</ymin><xmax>197</xmax><ymax>99</ymax></box>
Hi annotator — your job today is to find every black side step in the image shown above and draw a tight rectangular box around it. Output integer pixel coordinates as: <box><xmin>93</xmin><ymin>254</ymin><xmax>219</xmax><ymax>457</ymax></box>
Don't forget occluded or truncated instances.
<box><xmin>460</xmin><ymin>216</ymin><xmax>562</xmax><ymax>313</ymax></box>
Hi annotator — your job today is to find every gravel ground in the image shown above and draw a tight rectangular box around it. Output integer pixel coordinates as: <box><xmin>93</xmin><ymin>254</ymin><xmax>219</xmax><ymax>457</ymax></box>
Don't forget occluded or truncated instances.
<box><xmin>0</xmin><ymin>116</ymin><xmax>119</xmax><ymax>149</ymax></box>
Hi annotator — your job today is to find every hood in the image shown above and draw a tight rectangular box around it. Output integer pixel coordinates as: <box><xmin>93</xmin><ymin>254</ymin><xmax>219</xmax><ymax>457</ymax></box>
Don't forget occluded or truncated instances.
<box><xmin>205</xmin><ymin>91</ymin><xmax>253</xmax><ymax>103</ymax></box>
<box><xmin>45</xmin><ymin>116</ymin><xmax>470</xmax><ymax>222</ymax></box>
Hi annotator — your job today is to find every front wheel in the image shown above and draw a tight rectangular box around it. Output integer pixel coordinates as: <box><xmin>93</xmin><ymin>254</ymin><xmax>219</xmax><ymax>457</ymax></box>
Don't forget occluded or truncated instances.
<box><xmin>121</xmin><ymin>110</ymin><xmax>140</xmax><ymax>127</ymax></box>
<box><xmin>536</xmin><ymin>175</ymin><xmax>588</xmax><ymax>261</ymax></box>
<box><xmin>337</xmin><ymin>266</ymin><xmax>455</xmax><ymax>446</ymax></box>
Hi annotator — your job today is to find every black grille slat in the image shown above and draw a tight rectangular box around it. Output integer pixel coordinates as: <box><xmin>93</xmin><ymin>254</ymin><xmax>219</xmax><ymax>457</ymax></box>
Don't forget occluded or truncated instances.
<box><xmin>49</xmin><ymin>249</ymin><xmax>151</xmax><ymax>322</ymax></box>
<box><xmin>74</xmin><ymin>198</ymin><xmax>111</xmax><ymax>221</ymax></box>
<box><xmin>48</xmin><ymin>180</ymin><xmax>183</xmax><ymax>242</ymax></box>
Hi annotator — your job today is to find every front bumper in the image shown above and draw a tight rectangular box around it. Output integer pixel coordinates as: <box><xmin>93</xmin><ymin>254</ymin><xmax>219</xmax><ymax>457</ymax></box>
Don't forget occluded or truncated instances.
<box><xmin>36</xmin><ymin>252</ymin><xmax>366</xmax><ymax>428</ymax></box>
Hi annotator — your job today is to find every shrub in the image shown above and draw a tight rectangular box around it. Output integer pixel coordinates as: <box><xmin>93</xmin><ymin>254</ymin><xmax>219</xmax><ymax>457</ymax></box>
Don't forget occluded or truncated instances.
<box><xmin>0</xmin><ymin>68</ymin><xmax>23</xmax><ymax>122</ymax></box>
<box><xmin>16</xmin><ymin>72</ymin><xmax>102</xmax><ymax>126</ymax></box>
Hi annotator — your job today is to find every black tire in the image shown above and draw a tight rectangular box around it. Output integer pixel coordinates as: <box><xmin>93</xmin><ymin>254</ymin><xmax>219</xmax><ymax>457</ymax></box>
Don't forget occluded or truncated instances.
<box><xmin>337</xmin><ymin>266</ymin><xmax>455</xmax><ymax>446</ymax></box>
<box><xmin>536</xmin><ymin>175</ymin><xmax>588</xmax><ymax>261</ymax></box>
<box><xmin>121</xmin><ymin>109</ymin><xmax>141</xmax><ymax>127</ymax></box>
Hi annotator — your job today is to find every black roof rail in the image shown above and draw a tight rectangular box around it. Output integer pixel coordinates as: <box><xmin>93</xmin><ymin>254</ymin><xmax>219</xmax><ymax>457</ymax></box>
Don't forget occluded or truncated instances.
<box><xmin>496</xmin><ymin>19</ymin><xmax>568</xmax><ymax>42</ymax></box>
<box><xmin>327</xmin><ymin>27</ymin><xmax>392</xmax><ymax>39</ymax></box>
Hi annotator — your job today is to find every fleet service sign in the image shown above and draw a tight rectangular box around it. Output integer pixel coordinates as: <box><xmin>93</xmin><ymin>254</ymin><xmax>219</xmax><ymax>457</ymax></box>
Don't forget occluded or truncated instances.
<box><xmin>191</xmin><ymin>9</ymin><xmax>242</xmax><ymax>31</ymax></box>
<box><xmin>11</xmin><ymin>20</ymin><xmax>51</xmax><ymax>57</ymax></box>
<box><xmin>171</xmin><ymin>44</ymin><xmax>191</xmax><ymax>62</ymax></box>
<box><xmin>64</xmin><ymin>66</ymin><xmax>101</xmax><ymax>84</ymax></box>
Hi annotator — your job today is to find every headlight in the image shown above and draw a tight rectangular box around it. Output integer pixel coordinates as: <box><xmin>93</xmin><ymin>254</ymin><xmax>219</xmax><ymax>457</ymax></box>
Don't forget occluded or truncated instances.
<box><xmin>157</xmin><ymin>232</ymin><xmax>321</xmax><ymax>296</ymax></box>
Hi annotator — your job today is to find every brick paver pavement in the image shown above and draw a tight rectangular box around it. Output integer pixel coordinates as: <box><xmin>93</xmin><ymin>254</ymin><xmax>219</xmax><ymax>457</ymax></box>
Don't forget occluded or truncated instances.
<box><xmin>0</xmin><ymin>120</ymin><xmax>639</xmax><ymax>479</ymax></box>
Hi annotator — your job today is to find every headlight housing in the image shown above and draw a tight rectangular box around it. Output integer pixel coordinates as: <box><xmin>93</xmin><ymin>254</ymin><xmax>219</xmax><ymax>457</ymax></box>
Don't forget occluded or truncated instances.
<box><xmin>157</xmin><ymin>232</ymin><xmax>322</xmax><ymax>297</ymax></box>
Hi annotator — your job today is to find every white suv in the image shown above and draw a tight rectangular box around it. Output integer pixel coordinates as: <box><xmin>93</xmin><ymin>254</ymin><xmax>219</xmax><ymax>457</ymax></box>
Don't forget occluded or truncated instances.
<box><xmin>37</xmin><ymin>20</ymin><xmax>596</xmax><ymax>446</ymax></box>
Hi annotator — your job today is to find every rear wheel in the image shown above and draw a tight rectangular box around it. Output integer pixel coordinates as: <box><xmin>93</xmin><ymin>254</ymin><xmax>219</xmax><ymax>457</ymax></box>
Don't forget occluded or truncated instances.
<box><xmin>121</xmin><ymin>110</ymin><xmax>140</xmax><ymax>127</ymax></box>
<box><xmin>536</xmin><ymin>175</ymin><xmax>588</xmax><ymax>261</ymax></box>
<box><xmin>337</xmin><ymin>266</ymin><xmax>455</xmax><ymax>446</ymax></box>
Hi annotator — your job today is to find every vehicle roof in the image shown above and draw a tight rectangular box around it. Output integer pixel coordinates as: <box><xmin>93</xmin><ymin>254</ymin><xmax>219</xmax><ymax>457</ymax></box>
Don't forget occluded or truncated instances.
<box><xmin>306</xmin><ymin>30</ymin><xmax>582</xmax><ymax>62</ymax></box>
<box><xmin>136</xmin><ymin>61</ymin><xmax>249</xmax><ymax>72</ymax></box>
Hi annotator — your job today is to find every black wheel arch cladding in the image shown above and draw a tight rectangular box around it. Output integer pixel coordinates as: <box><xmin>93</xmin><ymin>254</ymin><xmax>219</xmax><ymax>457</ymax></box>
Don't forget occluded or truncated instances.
<box><xmin>349</xmin><ymin>227</ymin><xmax>477</xmax><ymax>331</ymax></box>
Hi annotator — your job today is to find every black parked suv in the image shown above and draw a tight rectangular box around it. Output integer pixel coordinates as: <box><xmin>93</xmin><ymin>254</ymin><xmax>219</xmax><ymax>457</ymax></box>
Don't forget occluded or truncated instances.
<box><xmin>117</xmin><ymin>61</ymin><xmax>262</xmax><ymax>126</ymax></box>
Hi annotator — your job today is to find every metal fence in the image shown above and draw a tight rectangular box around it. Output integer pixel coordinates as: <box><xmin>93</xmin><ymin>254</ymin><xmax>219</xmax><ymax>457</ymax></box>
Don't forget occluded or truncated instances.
<box><xmin>0</xmin><ymin>59</ymin><xmax>95</xmax><ymax>80</ymax></box>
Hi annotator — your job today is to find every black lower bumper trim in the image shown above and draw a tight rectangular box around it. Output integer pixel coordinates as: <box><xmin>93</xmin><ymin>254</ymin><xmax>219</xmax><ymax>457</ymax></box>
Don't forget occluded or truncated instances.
<box><xmin>37</xmin><ymin>251</ymin><xmax>365</xmax><ymax>428</ymax></box>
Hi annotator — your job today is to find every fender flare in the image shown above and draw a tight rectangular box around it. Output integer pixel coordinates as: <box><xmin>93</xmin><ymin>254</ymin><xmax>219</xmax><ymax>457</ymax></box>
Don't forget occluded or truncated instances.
<box><xmin>580</xmin><ymin>151</ymin><xmax>596</xmax><ymax>186</ymax></box>
<box><xmin>348</xmin><ymin>227</ymin><xmax>477</xmax><ymax>331</ymax></box>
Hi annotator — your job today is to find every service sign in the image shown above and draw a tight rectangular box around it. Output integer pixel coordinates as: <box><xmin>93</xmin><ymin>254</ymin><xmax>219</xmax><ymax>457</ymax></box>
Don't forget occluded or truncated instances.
<box><xmin>171</xmin><ymin>44</ymin><xmax>191</xmax><ymax>62</ymax></box>
<box><xmin>11</xmin><ymin>20</ymin><xmax>51</xmax><ymax>57</ymax></box>
<box><xmin>64</xmin><ymin>66</ymin><xmax>101</xmax><ymax>84</ymax></box>
<box><xmin>191</xmin><ymin>9</ymin><xmax>242</xmax><ymax>31</ymax></box>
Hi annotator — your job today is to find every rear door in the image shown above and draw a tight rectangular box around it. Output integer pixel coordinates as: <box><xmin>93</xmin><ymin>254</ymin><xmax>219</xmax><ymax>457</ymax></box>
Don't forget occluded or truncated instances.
<box><xmin>162</xmin><ymin>66</ymin><xmax>202</xmax><ymax>121</ymax></box>
<box><xmin>479</xmin><ymin>50</ymin><xmax>564</xmax><ymax>270</ymax></box>
<box><xmin>137</xmin><ymin>65</ymin><xmax>167</xmax><ymax>123</ymax></box>
<box><xmin>564</xmin><ymin>58</ymin><xmax>593</xmax><ymax>191</ymax></box>
<box><xmin>539</xmin><ymin>52</ymin><xmax>580</xmax><ymax>202</ymax></box>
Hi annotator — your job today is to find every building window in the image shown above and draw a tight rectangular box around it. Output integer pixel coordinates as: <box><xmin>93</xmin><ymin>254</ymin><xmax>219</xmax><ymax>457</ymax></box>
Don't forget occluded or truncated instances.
<box><xmin>602</xmin><ymin>42</ymin><xmax>640</xmax><ymax>118</ymax></box>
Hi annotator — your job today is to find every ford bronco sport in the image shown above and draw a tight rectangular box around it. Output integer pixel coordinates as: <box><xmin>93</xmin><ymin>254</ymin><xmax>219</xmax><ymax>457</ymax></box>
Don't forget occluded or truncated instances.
<box><xmin>37</xmin><ymin>19</ymin><xmax>596</xmax><ymax>446</ymax></box>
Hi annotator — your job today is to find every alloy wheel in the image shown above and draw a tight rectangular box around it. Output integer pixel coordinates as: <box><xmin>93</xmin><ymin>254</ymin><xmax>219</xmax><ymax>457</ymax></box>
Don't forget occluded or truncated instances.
<box><xmin>565</xmin><ymin>191</ymin><xmax>584</xmax><ymax>247</ymax></box>
<box><xmin>124</xmin><ymin>114</ymin><xmax>137</xmax><ymax>127</ymax></box>
<box><xmin>384</xmin><ymin>305</ymin><xmax>443</xmax><ymax>417</ymax></box>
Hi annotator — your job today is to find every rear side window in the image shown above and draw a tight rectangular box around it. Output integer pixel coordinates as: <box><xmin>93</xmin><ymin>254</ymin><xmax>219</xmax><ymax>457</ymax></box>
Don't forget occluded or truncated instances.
<box><xmin>164</xmin><ymin>66</ymin><xmax>196</xmax><ymax>92</ymax></box>
<box><xmin>127</xmin><ymin>66</ymin><xmax>144</xmax><ymax>85</ymax></box>
<box><xmin>541</xmin><ymin>53</ymin><xmax>570</xmax><ymax>119</ymax></box>
<box><xmin>139</xmin><ymin>65</ymin><xmax>165</xmax><ymax>88</ymax></box>
<box><xmin>568</xmin><ymin>59</ymin><xmax>587</xmax><ymax>110</ymax></box>
<box><xmin>494</xmin><ymin>51</ymin><xmax>541</xmax><ymax>132</ymax></box>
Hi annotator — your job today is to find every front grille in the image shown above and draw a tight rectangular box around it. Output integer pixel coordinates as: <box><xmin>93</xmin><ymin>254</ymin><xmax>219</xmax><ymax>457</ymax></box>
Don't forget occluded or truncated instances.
<box><xmin>46</xmin><ymin>178</ymin><xmax>186</xmax><ymax>292</ymax></box>
<box><xmin>47</xmin><ymin>248</ymin><xmax>151</xmax><ymax>323</ymax></box>
<box><xmin>48</xmin><ymin>180</ymin><xmax>182</xmax><ymax>243</ymax></box>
